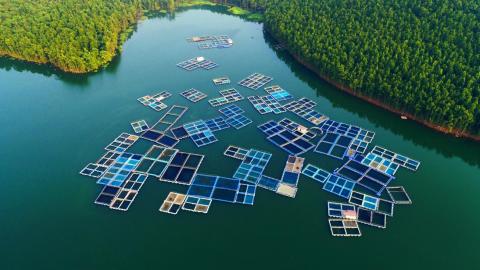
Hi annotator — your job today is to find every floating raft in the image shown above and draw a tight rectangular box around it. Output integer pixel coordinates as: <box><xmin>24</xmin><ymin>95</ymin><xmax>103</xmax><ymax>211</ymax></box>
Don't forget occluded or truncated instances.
<box><xmin>213</xmin><ymin>77</ymin><xmax>231</xmax><ymax>85</ymax></box>
<box><xmin>238</xmin><ymin>73</ymin><xmax>273</xmax><ymax>90</ymax></box>
<box><xmin>184</xmin><ymin>120</ymin><xmax>218</xmax><ymax>147</ymax></box>
<box><xmin>137</xmin><ymin>91</ymin><xmax>171</xmax><ymax>111</ymax></box>
<box><xmin>247</xmin><ymin>95</ymin><xmax>286</xmax><ymax>114</ymax></box>
<box><xmin>264</xmin><ymin>85</ymin><xmax>293</xmax><ymax>101</ymax></box>
<box><xmin>386</xmin><ymin>186</ymin><xmax>412</xmax><ymax>204</ymax></box>
<box><xmin>159</xmin><ymin>192</ymin><xmax>186</xmax><ymax>215</ymax></box>
<box><xmin>258</xmin><ymin>120</ymin><xmax>315</xmax><ymax>156</ymax></box>
<box><xmin>224</xmin><ymin>145</ymin><xmax>249</xmax><ymax>160</ymax></box>
<box><xmin>180</xmin><ymin>88</ymin><xmax>207</xmax><ymax>103</ymax></box>
<box><xmin>177</xmin><ymin>57</ymin><xmax>218</xmax><ymax>71</ymax></box>
<box><xmin>208</xmin><ymin>88</ymin><xmax>244</xmax><ymax>107</ymax></box>
<box><xmin>188</xmin><ymin>35</ymin><xmax>233</xmax><ymax>49</ymax></box>
<box><xmin>130</xmin><ymin>120</ymin><xmax>149</xmax><ymax>134</ymax></box>
<box><xmin>159</xmin><ymin>150</ymin><xmax>205</xmax><ymax>185</ymax></box>
<box><xmin>104</xmin><ymin>133</ymin><xmax>139</xmax><ymax>153</ymax></box>
<box><xmin>329</xmin><ymin>219</ymin><xmax>362</xmax><ymax>237</ymax></box>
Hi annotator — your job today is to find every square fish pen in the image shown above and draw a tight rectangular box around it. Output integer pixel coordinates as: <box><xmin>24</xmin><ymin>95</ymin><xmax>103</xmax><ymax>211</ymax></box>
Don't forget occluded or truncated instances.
<box><xmin>238</xmin><ymin>73</ymin><xmax>273</xmax><ymax>90</ymax></box>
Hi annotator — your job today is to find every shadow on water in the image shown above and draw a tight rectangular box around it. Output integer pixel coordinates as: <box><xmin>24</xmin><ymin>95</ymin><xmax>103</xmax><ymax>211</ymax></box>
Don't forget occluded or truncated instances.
<box><xmin>262</xmin><ymin>31</ymin><xmax>480</xmax><ymax>167</ymax></box>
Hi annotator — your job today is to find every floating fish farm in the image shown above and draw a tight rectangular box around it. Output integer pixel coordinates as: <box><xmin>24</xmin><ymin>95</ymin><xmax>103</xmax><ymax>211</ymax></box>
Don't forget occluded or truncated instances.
<box><xmin>79</xmin><ymin>34</ymin><xmax>421</xmax><ymax>238</ymax></box>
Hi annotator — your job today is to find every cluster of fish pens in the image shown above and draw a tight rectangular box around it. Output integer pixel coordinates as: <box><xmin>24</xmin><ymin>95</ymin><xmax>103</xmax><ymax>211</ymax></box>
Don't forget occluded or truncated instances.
<box><xmin>79</xmin><ymin>34</ymin><xmax>420</xmax><ymax>238</ymax></box>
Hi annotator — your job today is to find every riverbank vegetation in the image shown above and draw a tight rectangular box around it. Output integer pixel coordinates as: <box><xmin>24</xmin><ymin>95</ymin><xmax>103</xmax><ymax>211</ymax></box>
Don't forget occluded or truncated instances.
<box><xmin>262</xmin><ymin>0</ymin><xmax>480</xmax><ymax>135</ymax></box>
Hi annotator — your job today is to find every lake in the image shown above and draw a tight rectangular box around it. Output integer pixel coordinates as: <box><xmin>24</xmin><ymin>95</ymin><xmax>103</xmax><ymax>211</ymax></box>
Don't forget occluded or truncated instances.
<box><xmin>0</xmin><ymin>7</ymin><xmax>479</xmax><ymax>270</ymax></box>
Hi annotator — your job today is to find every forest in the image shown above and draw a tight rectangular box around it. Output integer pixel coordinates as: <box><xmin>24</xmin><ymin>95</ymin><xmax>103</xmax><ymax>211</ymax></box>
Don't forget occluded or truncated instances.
<box><xmin>0</xmin><ymin>0</ymin><xmax>479</xmax><ymax>135</ymax></box>
<box><xmin>261</xmin><ymin>0</ymin><xmax>480</xmax><ymax>135</ymax></box>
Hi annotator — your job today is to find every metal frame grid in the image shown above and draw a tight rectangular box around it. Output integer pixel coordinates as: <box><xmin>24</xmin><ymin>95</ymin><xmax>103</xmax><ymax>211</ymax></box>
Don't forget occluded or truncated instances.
<box><xmin>376</xmin><ymin>199</ymin><xmax>395</xmax><ymax>216</ymax></box>
<box><xmin>226</xmin><ymin>114</ymin><xmax>252</xmax><ymax>129</ymax></box>
<box><xmin>105</xmin><ymin>133</ymin><xmax>139</xmax><ymax>153</ymax></box>
<box><xmin>329</xmin><ymin>219</ymin><xmax>362</xmax><ymax>237</ymax></box>
<box><xmin>247</xmin><ymin>95</ymin><xmax>286</xmax><ymax>114</ymax></box>
<box><xmin>183</xmin><ymin>120</ymin><xmax>218</xmax><ymax>147</ymax></box>
<box><xmin>283</xmin><ymin>97</ymin><xmax>316</xmax><ymax>113</ymax></box>
<box><xmin>141</xmin><ymin>129</ymin><xmax>179</xmax><ymax>148</ymax></box>
<box><xmin>319</xmin><ymin>120</ymin><xmax>374</xmax><ymax>154</ymax></box>
<box><xmin>280</xmin><ymin>156</ymin><xmax>305</xmax><ymax>187</ymax></box>
<box><xmin>213</xmin><ymin>77</ymin><xmax>231</xmax><ymax>85</ymax></box>
<box><xmin>94</xmin><ymin>186</ymin><xmax>121</xmax><ymax>206</ymax></box>
<box><xmin>189</xmin><ymin>35</ymin><xmax>233</xmax><ymax>49</ymax></box>
<box><xmin>278</xmin><ymin>118</ymin><xmax>316</xmax><ymax>140</ymax></box>
<box><xmin>335</xmin><ymin>159</ymin><xmax>395</xmax><ymax>195</ymax></box>
<box><xmin>349</xmin><ymin>191</ymin><xmax>379</xmax><ymax>211</ymax></box>
<box><xmin>180</xmin><ymin>88</ymin><xmax>207</xmax><ymax>103</ymax></box>
<box><xmin>187</xmin><ymin>174</ymin><xmax>240</xmax><ymax>203</ymax></box>
<box><xmin>314</xmin><ymin>132</ymin><xmax>353</xmax><ymax>160</ymax></box>
<box><xmin>170</xmin><ymin>126</ymin><xmax>189</xmax><ymax>140</ymax></box>
<box><xmin>218</xmin><ymin>104</ymin><xmax>244</xmax><ymax>117</ymax></box>
<box><xmin>357</xmin><ymin>208</ymin><xmax>387</xmax><ymax>228</ymax></box>
<box><xmin>257</xmin><ymin>175</ymin><xmax>280</xmax><ymax>191</ymax></box>
<box><xmin>205</xmin><ymin>116</ymin><xmax>230</xmax><ymax>131</ymax></box>
<box><xmin>95</xmin><ymin>151</ymin><xmax>121</xmax><ymax>167</ymax></box>
<box><xmin>361</xmin><ymin>152</ymin><xmax>400</xmax><ymax>176</ymax></box>
<box><xmin>327</xmin><ymin>202</ymin><xmax>357</xmax><ymax>220</ymax></box>
<box><xmin>130</xmin><ymin>120</ymin><xmax>149</xmax><ymax>134</ymax></box>
<box><xmin>177</xmin><ymin>57</ymin><xmax>218</xmax><ymax>71</ymax></box>
<box><xmin>224</xmin><ymin>145</ymin><xmax>249</xmax><ymax>160</ymax></box>
<box><xmin>182</xmin><ymin>195</ymin><xmax>212</xmax><ymax>213</ymax></box>
<box><xmin>238</xmin><ymin>73</ymin><xmax>273</xmax><ymax>90</ymax></box>
<box><xmin>264</xmin><ymin>85</ymin><xmax>293</xmax><ymax>101</ymax></box>
<box><xmin>301</xmin><ymin>164</ymin><xmax>331</xmax><ymax>183</ymax></box>
<box><xmin>137</xmin><ymin>91</ymin><xmax>171</xmax><ymax>111</ymax></box>
<box><xmin>235</xmin><ymin>182</ymin><xmax>256</xmax><ymax>205</ymax></box>
<box><xmin>135</xmin><ymin>145</ymin><xmax>178</xmax><ymax>177</ymax></box>
<box><xmin>258</xmin><ymin>120</ymin><xmax>315</xmax><ymax>156</ymax></box>
<box><xmin>386</xmin><ymin>186</ymin><xmax>412</xmax><ymax>204</ymax></box>
<box><xmin>96</xmin><ymin>152</ymin><xmax>143</xmax><ymax>187</ymax></box>
<box><xmin>208</xmin><ymin>88</ymin><xmax>244</xmax><ymax>107</ymax></box>
<box><xmin>159</xmin><ymin>151</ymin><xmax>204</xmax><ymax>185</ymax></box>
<box><xmin>109</xmin><ymin>172</ymin><xmax>147</xmax><ymax>211</ymax></box>
<box><xmin>323</xmin><ymin>175</ymin><xmax>356</xmax><ymax>199</ymax></box>
<box><xmin>233</xmin><ymin>149</ymin><xmax>272</xmax><ymax>184</ymax></box>
<box><xmin>159</xmin><ymin>192</ymin><xmax>187</xmax><ymax>215</ymax></box>
<box><xmin>371</xmin><ymin>146</ymin><xmax>421</xmax><ymax>171</ymax></box>
<box><xmin>151</xmin><ymin>105</ymin><xmax>188</xmax><ymax>132</ymax></box>
<box><xmin>297</xmin><ymin>108</ymin><xmax>329</xmax><ymax>125</ymax></box>
<box><xmin>80</xmin><ymin>163</ymin><xmax>109</xmax><ymax>178</ymax></box>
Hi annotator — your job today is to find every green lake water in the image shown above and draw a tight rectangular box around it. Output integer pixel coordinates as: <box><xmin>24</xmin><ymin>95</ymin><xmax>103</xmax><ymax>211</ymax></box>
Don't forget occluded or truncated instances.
<box><xmin>0</xmin><ymin>8</ymin><xmax>479</xmax><ymax>270</ymax></box>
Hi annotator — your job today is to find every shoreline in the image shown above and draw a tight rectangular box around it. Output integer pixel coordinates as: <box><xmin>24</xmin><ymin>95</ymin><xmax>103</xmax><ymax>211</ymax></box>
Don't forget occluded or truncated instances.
<box><xmin>265</xmin><ymin>29</ymin><xmax>480</xmax><ymax>142</ymax></box>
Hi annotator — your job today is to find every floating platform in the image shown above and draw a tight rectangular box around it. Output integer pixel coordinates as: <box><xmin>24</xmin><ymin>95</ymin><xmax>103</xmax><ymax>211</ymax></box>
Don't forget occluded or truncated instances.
<box><xmin>386</xmin><ymin>186</ymin><xmax>412</xmax><ymax>204</ymax></box>
<box><xmin>361</xmin><ymin>152</ymin><xmax>400</xmax><ymax>176</ymax></box>
<box><xmin>80</xmin><ymin>163</ymin><xmax>108</xmax><ymax>178</ymax></box>
<box><xmin>278</xmin><ymin>118</ymin><xmax>317</xmax><ymax>140</ymax></box>
<box><xmin>356</xmin><ymin>208</ymin><xmax>387</xmax><ymax>229</ymax></box>
<box><xmin>329</xmin><ymin>219</ymin><xmax>361</xmax><ymax>237</ymax></box>
<box><xmin>323</xmin><ymin>175</ymin><xmax>355</xmax><ymax>199</ymax></box>
<box><xmin>104</xmin><ymin>133</ymin><xmax>139</xmax><ymax>153</ymax></box>
<box><xmin>96</xmin><ymin>152</ymin><xmax>143</xmax><ymax>187</ymax></box>
<box><xmin>137</xmin><ymin>91</ymin><xmax>171</xmax><ymax>111</ymax></box>
<box><xmin>135</xmin><ymin>145</ymin><xmax>178</xmax><ymax>177</ymax></box>
<box><xmin>280</xmin><ymin>156</ymin><xmax>304</xmax><ymax>187</ymax></box>
<box><xmin>188</xmin><ymin>35</ymin><xmax>233</xmax><ymax>49</ymax></box>
<box><xmin>225</xmin><ymin>114</ymin><xmax>252</xmax><ymax>129</ymax></box>
<box><xmin>151</xmin><ymin>105</ymin><xmax>188</xmax><ymax>132</ymax></box>
<box><xmin>205</xmin><ymin>116</ymin><xmax>230</xmax><ymax>131</ymax></box>
<box><xmin>208</xmin><ymin>88</ymin><xmax>244</xmax><ymax>107</ymax></box>
<box><xmin>159</xmin><ymin>151</ymin><xmax>205</xmax><ymax>185</ymax></box>
<box><xmin>213</xmin><ymin>77</ymin><xmax>231</xmax><ymax>85</ymax></box>
<box><xmin>159</xmin><ymin>192</ymin><xmax>186</xmax><ymax>215</ymax></box>
<box><xmin>283</xmin><ymin>98</ymin><xmax>329</xmax><ymax>125</ymax></box>
<box><xmin>258</xmin><ymin>120</ymin><xmax>315</xmax><ymax>156</ymax></box>
<box><xmin>276</xmin><ymin>183</ymin><xmax>297</xmax><ymax>198</ymax></box>
<box><xmin>335</xmin><ymin>158</ymin><xmax>395</xmax><ymax>195</ymax></box>
<box><xmin>327</xmin><ymin>202</ymin><xmax>357</xmax><ymax>220</ymax></box>
<box><xmin>170</xmin><ymin>126</ymin><xmax>189</xmax><ymax>140</ymax></box>
<box><xmin>247</xmin><ymin>95</ymin><xmax>286</xmax><ymax>114</ymax></box>
<box><xmin>257</xmin><ymin>175</ymin><xmax>280</xmax><ymax>192</ymax></box>
<box><xmin>182</xmin><ymin>195</ymin><xmax>211</xmax><ymax>213</ymax></box>
<box><xmin>184</xmin><ymin>120</ymin><xmax>218</xmax><ymax>147</ymax></box>
<box><xmin>218</xmin><ymin>104</ymin><xmax>244</xmax><ymax>117</ymax></box>
<box><xmin>301</xmin><ymin>164</ymin><xmax>331</xmax><ymax>183</ymax></box>
<box><xmin>224</xmin><ymin>145</ymin><xmax>249</xmax><ymax>160</ymax></box>
<box><xmin>238</xmin><ymin>73</ymin><xmax>273</xmax><ymax>90</ymax></box>
<box><xmin>314</xmin><ymin>132</ymin><xmax>353</xmax><ymax>160</ymax></box>
<box><xmin>264</xmin><ymin>85</ymin><xmax>293</xmax><ymax>101</ymax></box>
<box><xmin>370</xmin><ymin>146</ymin><xmax>421</xmax><ymax>171</ymax></box>
<box><xmin>131</xmin><ymin>120</ymin><xmax>149</xmax><ymax>134</ymax></box>
<box><xmin>177</xmin><ymin>57</ymin><xmax>218</xmax><ymax>71</ymax></box>
<box><xmin>109</xmin><ymin>172</ymin><xmax>147</xmax><ymax>211</ymax></box>
<box><xmin>141</xmin><ymin>129</ymin><xmax>179</xmax><ymax>148</ymax></box>
<box><xmin>233</xmin><ymin>149</ymin><xmax>272</xmax><ymax>184</ymax></box>
<box><xmin>180</xmin><ymin>88</ymin><xmax>207</xmax><ymax>103</ymax></box>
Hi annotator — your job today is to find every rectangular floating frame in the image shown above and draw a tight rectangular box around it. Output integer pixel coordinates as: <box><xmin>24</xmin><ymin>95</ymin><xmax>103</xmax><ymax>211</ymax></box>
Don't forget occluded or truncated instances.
<box><xmin>130</xmin><ymin>120</ymin><xmax>149</xmax><ymax>134</ymax></box>
<box><xmin>159</xmin><ymin>151</ymin><xmax>204</xmax><ymax>185</ymax></box>
<box><xmin>264</xmin><ymin>85</ymin><xmax>293</xmax><ymax>101</ymax></box>
<box><xmin>349</xmin><ymin>191</ymin><xmax>379</xmax><ymax>211</ymax></box>
<box><xmin>356</xmin><ymin>208</ymin><xmax>387</xmax><ymax>229</ymax></box>
<box><xmin>327</xmin><ymin>202</ymin><xmax>357</xmax><ymax>220</ymax></box>
<box><xmin>370</xmin><ymin>146</ymin><xmax>421</xmax><ymax>171</ymax></box>
<box><xmin>177</xmin><ymin>57</ymin><xmax>218</xmax><ymax>71</ymax></box>
<box><xmin>258</xmin><ymin>120</ymin><xmax>315</xmax><ymax>156</ymax></box>
<box><xmin>238</xmin><ymin>73</ymin><xmax>273</xmax><ymax>90</ymax></box>
<box><xmin>80</xmin><ymin>163</ymin><xmax>109</xmax><ymax>178</ymax></box>
<box><xmin>301</xmin><ymin>164</ymin><xmax>331</xmax><ymax>183</ymax></box>
<box><xmin>187</xmin><ymin>174</ymin><xmax>240</xmax><ymax>203</ymax></box>
<box><xmin>135</xmin><ymin>145</ymin><xmax>178</xmax><ymax>177</ymax></box>
<box><xmin>278</xmin><ymin>118</ymin><xmax>317</xmax><ymax>140</ymax></box>
<box><xmin>151</xmin><ymin>105</ymin><xmax>188</xmax><ymax>132</ymax></box>
<box><xmin>335</xmin><ymin>158</ymin><xmax>395</xmax><ymax>195</ymax></box>
<box><xmin>233</xmin><ymin>149</ymin><xmax>272</xmax><ymax>184</ymax></box>
<box><xmin>226</xmin><ymin>114</ymin><xmax>252</xmax><ymax>130</ymax></box>
<box><xmin>137</xmin><ymin>91</ymin><xmax>171</xmax><ymax>111</ymax></box>
<box><xmin>159</xmin><ymin>192</ymin><xmax>187</xmax><ymax>215</ymax></box>
<box><xmin>247</xmin><ymin>95</ymin><xmax>286</xmax><ymax>115</ymax></box>
<box><xmin>218</xmin><ymin>104</ymin><xmax>244</xmax><ymax>118</ymax></box>
<box><xmin>182</xmin><ymin>196</ymin><xmax>212</xmax><ymax>213</ymax></box>
<box><xmin>95</xmin><ymin>186</ymin><xmax>121</xmax><ymax>206</ymax></box>
<box><xmin>96</xmin><ymin>152</ymin><xmax>143</xmax><ymax>187</ymax></box>
<box><xmin>183</xmin><ymin>120</ymin><xmax>218</xmax><ymax>147</ymax></box>
<box><xmin>109</xmin><ymin>172</ymin><xmax>148</xmax><ymax>211</ymax></box>
<box><xmin>180</xmin><ymin>88</ymin><xmax>207</xmax><ymax>103</ymax></box>
<box><xmin>205</xmin><ymin>116</ymin><xmax>230</xmax><ymax>132</ymax></box>
<box><xmin>170</xmin><ymin>126</ymin><xmax>190</xmax><ymax>140</ymax></box>
<box><xmin>323</xmin><ymin>175</ymin><xmax>356</xmax><ymax>199</ymax></box>
<box><xmin>104</xmin><ymin>133</ymin><xmax>139</xmax><ymax>153</ymax></box>
<box><xmin>329</xmin><ymin>219</ymin><xmax>362</xmax><ymax>237</ymax></box>
<box><xmin>141</xmin><ymin>129</ymin><xmax>180</xmax><ymax>148</ymax></box>
<box><xmin>280</xmin><ymin>156</ymin><xmax>305</xmax><ymax>187</ymax></box>
<box><xmin>319</xmin><ymin>119</ymin><xmax>375</xmax><ymax>154</ymax></box>
<box><xmin>314</xmin><ymin>132</ymin><xmax>353</xmax><ymax>160</ymax></box>
<box><xmin>213</xmin><ymin>77</ymin><xmax>231</xmax><ymax>85</ymax></box>
<box><xmin>224</xmin><ymin>145</ymin><xmax>249</xmax><ymax>160</ymax></box>
<box><xmin>208</xmin><ymin>88</ymin><xmax>244</xmax><ymax>107</ymax></box>
<box><xmin>386</xmin><ymin>186</ymin><xmax>412</xmax><ymax>205</ymax></box>
<box><xmin>276</xmin><ymin>183</ymin><xmax>297</xmax><ymax>198</ymax></box>
<box><xmin>95</xmin><ymin>151</ymin><xmax>121</xmax><ymax>167</ymax></box>
<box><xmin>361</xmin><ymin>152</ymin><xmax>400</xmax><ymax>176</ymax></box>
<box><xmin>257</xmin><ymin>175</ymin><xmax>280</xmax><ymax>192</ymax></box>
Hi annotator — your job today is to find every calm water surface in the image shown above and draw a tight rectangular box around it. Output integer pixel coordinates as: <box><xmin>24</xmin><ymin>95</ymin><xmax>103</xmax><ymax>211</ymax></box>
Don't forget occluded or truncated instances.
<box><xmin>0</xmin><ymin>8</ymin><xmax>479</xmax><ymax>270</ymax></box>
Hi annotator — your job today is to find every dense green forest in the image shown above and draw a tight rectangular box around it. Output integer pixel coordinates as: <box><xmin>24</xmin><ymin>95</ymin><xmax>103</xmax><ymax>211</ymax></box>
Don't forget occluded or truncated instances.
<box><xmin>262</xmin><ymin>0</ymin><xmax>480</xmax><ymax>134</ymax></box>
<box><xmin>1</xmin><ymin>0</ymin><xmax>479</xmax><ymax>135</ymax></box>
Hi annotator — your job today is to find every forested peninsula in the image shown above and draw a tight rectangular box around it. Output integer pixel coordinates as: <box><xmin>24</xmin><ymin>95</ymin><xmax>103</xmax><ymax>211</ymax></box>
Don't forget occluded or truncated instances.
<box><xmin>1</xmin><ymin>0</ymin><xmax>479</xmax><ymax>137</ymax></box>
